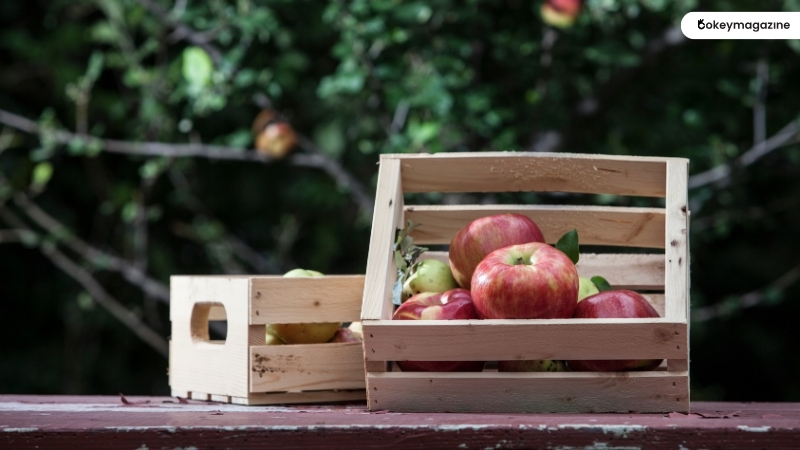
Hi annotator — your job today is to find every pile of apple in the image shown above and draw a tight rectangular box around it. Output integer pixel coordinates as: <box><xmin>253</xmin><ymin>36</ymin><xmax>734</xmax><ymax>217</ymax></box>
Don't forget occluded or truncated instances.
<box><xmin>264</xmin><ymin>268</ymin><xmax>363</xmax><ymax>346</ymax></box>
<box><xmin>392</xmin><ymin>213</ymin><xmax>662</xmax><ymax>373</ymax></box>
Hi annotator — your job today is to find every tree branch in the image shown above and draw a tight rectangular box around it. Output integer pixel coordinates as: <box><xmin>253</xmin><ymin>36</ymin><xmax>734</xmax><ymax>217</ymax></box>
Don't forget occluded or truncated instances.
<box><xmin>0</xmin><ymin>206</ymin><xmax>168</xmax><ymax>356</ymax></box>
<box><xmin>688</xmin><ymin>118</ymin><xmax>800</xmax><ymax>190</ymax></box>
<box><xmin>693</xmin><ymin>262</ymin><xmax>800</xmax><ymax>322</ymax></box>
<box><xmin>12</xmin><ymin>192</ymin><xmax>171</xmax><ymax>303</ymax></box>
<box><xmin>135</xmin><ymin>0</ymin><xmax>223</xmax><ymax>65</ymax></box>
<box><xmin>0</xmin><ymin>108</ymin><xmax>375</xmax><ymax>214</ymax></box>
<box><xmin>40</xmin><ymin>241</ymin><xmax>169</xmax><ymax>357</ymax></box>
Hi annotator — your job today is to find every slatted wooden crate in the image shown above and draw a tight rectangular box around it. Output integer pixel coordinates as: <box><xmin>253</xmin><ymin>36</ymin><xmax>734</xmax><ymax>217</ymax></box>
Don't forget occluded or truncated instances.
<box><xmin>361</xmin><ymin>152</ymin><xmax>690</xmax><ymax>413</ymax></box>
<box><xmin>169</xmin><ymin>275</ymin><xmax>367</xmax><ymax>405</ymax></box>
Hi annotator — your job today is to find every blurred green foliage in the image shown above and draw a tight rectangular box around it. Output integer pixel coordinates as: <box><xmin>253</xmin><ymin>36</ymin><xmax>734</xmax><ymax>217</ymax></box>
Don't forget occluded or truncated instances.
<box><xmin>1</xmin><ymin>0</ymin><xmax>799</xmax><ymax>401</ymax></box>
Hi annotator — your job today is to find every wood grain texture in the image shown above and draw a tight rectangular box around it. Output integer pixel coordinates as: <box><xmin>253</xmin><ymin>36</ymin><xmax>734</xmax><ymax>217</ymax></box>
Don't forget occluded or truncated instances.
<box><xmin>361</xmin><ymin>157</ymin><xmax>404</xmax><ymax>321</ymax></box>
<box><xmin>229</xmin><ymin>390</ymin><xmax>366</xmax><ymax>405</ymax></box>
<box><xmin>421</xmin><ymin>251</ymin><xmax>664</xmax><ymax>291</ymax></box>
<box><xmin>363</xmin><ymin>319</ymin><xmax>686</xmax><ymax>361</ymax></box>
<box><xmin>665</xmin><ymin>159</ymin><xmax>690</xmax><ymax>321</ymax></box>
<box><xmin>367</xmin><ymin>371</ymin><xmax>689</xmax><ymax>413</ymax></box>
<box><xmin>250</xmin><ymin>276</ymin><xmax>364</xmax><ymax>324</ymax></box>
<box><xmin>406</xmin><ymin>204</ymin><xmax>665</xmax><ymax>248</ymax></box>
<box><xmin>389</xmin><ymin>152</ymin><xmax>669</xmax><ymax>196</ymax></box>
<box><xmin>169</xmin><ymin>276</ymin><xmax>253</xmax><ymax>398</ymax></box>
<box><xmin>250</xmin><ymin>342</ymin><xmax>366</xmax><ymax>392</ymax></box>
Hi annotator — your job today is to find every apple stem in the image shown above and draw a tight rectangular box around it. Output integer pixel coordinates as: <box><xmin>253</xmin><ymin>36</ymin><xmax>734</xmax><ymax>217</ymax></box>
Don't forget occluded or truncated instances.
<box><xmin>516</xmin><ymin>257</ymin><xmax>524</xmax><ymax>265</ymax></box>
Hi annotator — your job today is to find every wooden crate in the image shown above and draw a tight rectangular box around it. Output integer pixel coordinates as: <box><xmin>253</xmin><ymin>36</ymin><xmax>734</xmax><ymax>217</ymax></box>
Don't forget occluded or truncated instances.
<box><xmin>169</xmin><ymin>275</ymin><xmax>367</xmax><ymax>405</ymax></box>
<box><xmin>361</xmin><ymin>152</ymin><xmax>690</xmax><ymax>413</ymax></box>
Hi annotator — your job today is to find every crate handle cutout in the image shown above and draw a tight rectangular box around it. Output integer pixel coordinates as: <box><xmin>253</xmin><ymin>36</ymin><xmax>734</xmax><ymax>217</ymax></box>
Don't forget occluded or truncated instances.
<box><xmin>190</xmin><ymin>302</ymin><xmax>227</xmax><ymax>345</ymax></box>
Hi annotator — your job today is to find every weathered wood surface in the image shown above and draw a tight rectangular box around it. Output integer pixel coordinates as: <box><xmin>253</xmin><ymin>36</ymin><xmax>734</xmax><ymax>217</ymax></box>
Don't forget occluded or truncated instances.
<box><xmin>1</xmin><ymin>396</ymin><xmax>798</xmax><ymax>449</ymax></box>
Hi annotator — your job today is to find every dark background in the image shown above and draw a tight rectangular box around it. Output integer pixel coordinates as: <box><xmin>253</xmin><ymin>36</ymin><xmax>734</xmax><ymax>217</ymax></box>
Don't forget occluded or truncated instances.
<box><xmin>1</xmin><ymin>0</ymin><xmax>799</xmax><ymax>401</ymax></box>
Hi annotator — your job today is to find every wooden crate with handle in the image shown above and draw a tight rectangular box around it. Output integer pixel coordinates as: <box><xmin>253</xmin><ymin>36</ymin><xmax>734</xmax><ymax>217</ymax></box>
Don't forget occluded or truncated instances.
<box><xmin>169</xmin><ymin>275</ymin><xmax>366</xmax><ymax>405</ymax></box>
<box><xmin>361</xmin><ymin>152</ymin><xmax>690</xmax><ymax>413</ymax></box>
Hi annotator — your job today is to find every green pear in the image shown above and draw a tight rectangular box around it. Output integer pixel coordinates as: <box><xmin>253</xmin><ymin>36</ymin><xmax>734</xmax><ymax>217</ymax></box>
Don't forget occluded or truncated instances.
<box><xmin>401</xmin><ymin>259</ymin><xmax>458</xmax><ymax>300</ymax></box>
<box><xmin>266</xmin><ymin>268</ymin><xmax>342</xmax><ymax>344</ymax></box>
<box><xmin>578</xmin><ymin>276</ymin><xmax>599</xmax><ymax>302</ymax></box>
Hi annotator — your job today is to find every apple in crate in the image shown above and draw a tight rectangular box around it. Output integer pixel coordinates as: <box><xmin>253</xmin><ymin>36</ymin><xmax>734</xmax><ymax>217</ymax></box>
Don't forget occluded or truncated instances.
<box><xmin>498</xmin><ymin>359</ymin><xmax>567</xmax><ymax>372</ymax></box>
<box><xmin>449</xmin><ymin>213</ymin><xmax>545</xmax><ymax>289</ymax></box>
<box><xmin>567</xmin><ymin>290</ymin><xmax>663</xmax><ymax>372</ymax></box>
<box><xmin>266</xmin><ymin>268</ymin><xmax>342</xmax><ymax>344</ymax></box>
<box><xmin>392</xmin><ymin>288</ymin><xmax>485</xmax><ymax>372</ymax></box>
<box><xmin>471</xmin><ymin>242</ymin><xmax>579</xmax><ymax>319</ymax></box>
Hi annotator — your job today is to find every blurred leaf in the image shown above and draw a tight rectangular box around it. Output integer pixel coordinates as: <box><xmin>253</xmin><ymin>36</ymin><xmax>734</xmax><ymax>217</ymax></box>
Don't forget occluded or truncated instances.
<box><xmin>31</xmin><ymin>162</ymin><xmax>54</xmax><ymax>187</ymax></box>
<box><xmin>182</xmin><ymin>47</ymin><xmax>214</xmax><ymax>94</ymax></box>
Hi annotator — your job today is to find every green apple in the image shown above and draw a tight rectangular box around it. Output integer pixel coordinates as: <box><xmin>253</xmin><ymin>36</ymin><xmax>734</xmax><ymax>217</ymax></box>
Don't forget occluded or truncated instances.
<box><xmin>266</xmin><ymin>268</ymin><xmax>342</xmax><ymax>344</ymax></box>
<box><xmin>578</xmin><ymin>276</ymin><xmax>599</xmax><ymax>302</ymax></box>
<box><xmin>401</xmin><ymin>259</ymin><xmax>458</xmax><ymax>300</ymax></box>
<box><xmin>264</xmin><ymin>328</ymin><xmax>285</xmax><ymax>345</ymax></box>
<box><xmin>498</xmin><ymin>359</ymin><xmax>568</xmax><ymax>372</ymax></box>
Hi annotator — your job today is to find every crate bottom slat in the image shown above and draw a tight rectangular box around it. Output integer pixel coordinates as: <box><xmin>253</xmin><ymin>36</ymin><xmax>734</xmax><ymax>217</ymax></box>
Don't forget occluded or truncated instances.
<box><xmin>172</xmin><ymin>389</ymin><xmax>366</xmax><ymax>405</ymax></box>
<box><xmin>367</xmin><ymin>371</ymin><xmax>689</xmax><ymax>413</ymax></box>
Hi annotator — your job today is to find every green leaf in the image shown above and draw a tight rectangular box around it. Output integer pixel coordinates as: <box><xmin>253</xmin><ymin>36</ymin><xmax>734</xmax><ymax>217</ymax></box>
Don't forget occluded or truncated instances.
<box><xmin>182</xmin><ymin>47</ymin><xmax>214</xmax><ymax>94</ymax></box>
<box><xmin>392</xmin><ymin>277</ymin><xmax>404</xmax><ymax>306</ymax></box>
<box><xmin>31</xmin><ymin>162</ymin><xmax>53</xmax><ymax>187</ymax></box>
<box><xmin>591</xmin><ymin>276</ymin><xmax>612</xmax><ymax>292</ymax></box>
<box><xmin>555</xmin><ymin>229</ymin><xmax>579</xmax><ymax>265</ymax></box>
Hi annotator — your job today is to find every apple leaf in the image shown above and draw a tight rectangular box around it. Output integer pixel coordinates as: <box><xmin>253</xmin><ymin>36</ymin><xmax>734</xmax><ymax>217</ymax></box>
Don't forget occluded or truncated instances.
<box><xmin>591</xmin><ymin>276</ymin><xmax>612</xmax><ymax>292</ymax></box>
<box><xmin>392</xmin><ymin>220</ymin><xmax>429</xmax><ymax>306</ymax></box>
<box><xmin>555</xmin><ymin>229</ymin><xmax>579</xmax><ymax>265</ymax></box>
<box><xmin>392</xmin><ymin>278</ymin><xmax>404</xmax><ymax>306</ymax></box>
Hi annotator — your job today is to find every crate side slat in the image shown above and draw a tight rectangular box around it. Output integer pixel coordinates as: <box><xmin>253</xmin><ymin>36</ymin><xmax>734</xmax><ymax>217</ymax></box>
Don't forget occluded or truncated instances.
<box><xmin>231</xmin><ymin>390</ymin><xmax>367</xmax><ymax>406</ymax></box>
<box><xmin>423</xmin><ymin>252</ymin><xmax>665</xmax><ymax>290</ymax></box>
<box><xmin>249</xmin><ymin>342</ymin><xmax>366</xmax><ymax>392</ymax></box>
<box><xmin>249</xmin><ymin>276</ymin><xmax>364</xmax><ymax>324</ymax></box>
<box><xmin>362</xmin><ymin>157</ymin><xmax>404</xmax><ymax>321</ymax></box>
<box><xmin>406</xmin><ymin>205</ymin><xmax>665</xmax><ymax>248</ymax></box>
<box><xmin>363</xmin><ymin>319</ymin><xmax>686</xmax><ymax>361</ymax></box>
<box><xmin>665</xmin><ymin>160</ymin><xmax>689</xmax><ymax>321</ymax></box>
<box><xmin>367</xmin><ymin>371</ymin><xmax>689</xmax><ymax>413</ymax></box>
<box><xmin>390</xmin><ymin>153</ymin><xmax>669</xmax><ymax>196</ymax></box>
<box><xmin>169</xmin><ymin>276</ymin><xmax>253</xmax><ymax>398</ymax></box>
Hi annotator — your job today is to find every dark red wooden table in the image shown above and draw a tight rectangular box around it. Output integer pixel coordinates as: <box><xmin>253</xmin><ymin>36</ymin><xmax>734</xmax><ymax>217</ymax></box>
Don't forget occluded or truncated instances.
<box><xmin>1</xmin><ymin>395</ymin><xmax>798</xmax><ymax>449</ymax></box>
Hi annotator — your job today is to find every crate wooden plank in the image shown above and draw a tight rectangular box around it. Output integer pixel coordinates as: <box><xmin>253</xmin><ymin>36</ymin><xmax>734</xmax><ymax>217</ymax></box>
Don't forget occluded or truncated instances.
<box><xmin>367</xmin><ymin>371</ymin><xmax>689</xmax><ymax>413</ymax></box>
<box><xmin>169</xmin><ymin>276</ymin><xmax>258</xmax><ymax>399</ymax></box>
<box><xmin>423</xmin><ymin>251</ymin><xmax>665</xmax><ymax>291</ymax></box>
<box><xmin>406</xmin><ymin>204</ymin><xmax>666</xmax><ymax>248</ymax></box>
<box><xmin>249</xmin><ymin>276</ymin><xmax>364</xmax><ymax>324</ymax></box>
<box><xmin>363</xmin><ymin>319</ymin><xmax>686</xmax><ymax>361</ymax></box>
<box><xmin>664</xmin><ymin>160</ymin><xmax>690</xmax><ymax>373</ymax></box>
<box><xmin>361</xmin><ymin>157</ymin><xmax>404</xmax><ymax>321</ymax></box>
<box><xmin>665</xmin><ymin>159</ymin><xmax>690</xmax><ymax>321</ymax></box>
<box><xmin>390</xmin><ymin>153</ymin><xmax>669</xmax><ymax>196</ymax></box>
<box><xmin>228</xmin><ymin>390</ymin><xmax>367</xmax><ymax>405</ymax></box>
<box><xmin>249</xmin><ymin>342</ymin><xmax>366</xmax><ymax>393</ymax></box>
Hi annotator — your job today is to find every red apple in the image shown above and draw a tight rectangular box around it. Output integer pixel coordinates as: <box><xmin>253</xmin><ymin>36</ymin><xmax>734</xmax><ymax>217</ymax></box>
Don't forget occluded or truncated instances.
<box><xmin>392</xmin><ymin>288</ymin><xmax>485</xmax><ymax>372</ymax></box>
<box><xmin>471</xmin><ymin>242</ymin><xmax>578</xmax><ymax>319</ymax></box>
<box><xmin>567</xmin><ymin>290</ymin><xmax>663</xmax><ymax>372</ymax></box>
<box><xmin>541</xmin><ymin>0</ymin><xmax>583</xmax><ymax>29</ymax></box>
<box><xmin>449</xmin><ymin>213</ymin><xmax>545</xmax><ymax>289</ymax></box>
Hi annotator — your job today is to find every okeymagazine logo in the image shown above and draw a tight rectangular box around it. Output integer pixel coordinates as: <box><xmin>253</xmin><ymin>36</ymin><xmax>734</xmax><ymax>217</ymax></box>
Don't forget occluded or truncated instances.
<box><xmin>682</xmin><ymin>12</ymin><xmax>800</xmax><ymax>39</ymax></box>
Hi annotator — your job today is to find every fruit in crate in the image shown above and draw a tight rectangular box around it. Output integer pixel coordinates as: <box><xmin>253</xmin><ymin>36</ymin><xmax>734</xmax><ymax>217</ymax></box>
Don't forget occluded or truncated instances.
<box><xmin>577</xmin><ymin>276</ymin><xmax>600</xmax><ymax>301</ymax></box>
<box><xmin>402</xmin><ymin>259</ymin><xmax>458</xmax><ymax>298</ymax></box>
<box><xmin>567</xmin><ymin>290</ymin><xmax>663</xmax><ymax>372</ymax></box>
<box><xmin>266</xmin><ymin>269</ymin><xmax>343</xmax><ymax>344</ymax></box>
<box><xmin>470</xmin><ymin>242</ymin><xmax>579</xmax><ymax>319</ymax></box>
<box><xmin>498</xmin><ymin>359</ymin><xmax>567</xmax><ymax>372</ymax></box>
<box><xmin>448</xmin><ymin>213</ymin><xmax>545</xmax><ymax>289</ymax></box>
<box><xmin>329</xmin><ymin>326</ymin><xmax>362</xmax><ymax>343</ymax></box>
<box><xmin>392</xmin><ymin>288</ymin><xmax>485</xmax><ymax>372</ymax></box>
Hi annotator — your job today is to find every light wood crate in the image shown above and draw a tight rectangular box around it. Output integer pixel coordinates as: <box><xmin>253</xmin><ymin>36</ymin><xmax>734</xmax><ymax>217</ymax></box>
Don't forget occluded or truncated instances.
<box><xmin>169</xmin><ymin>275</ymin><xmax>367</xmax><ymax>405</ymax></box>
<box><xmin>361</xmin><ymin>152</ymin><xmax>690</xmax><ymax>413</ymax></box>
